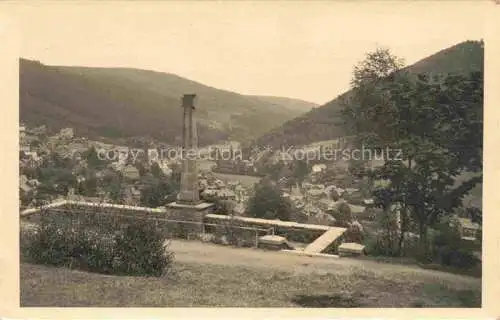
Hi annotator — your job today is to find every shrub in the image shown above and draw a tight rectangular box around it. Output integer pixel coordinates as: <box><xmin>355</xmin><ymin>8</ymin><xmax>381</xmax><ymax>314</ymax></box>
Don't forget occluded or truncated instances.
<box><xmin>113</xmin><ymin>220</ymin><xmax>174</xmax><ymax>276</ymax></box>
<box><xmin>22</xmin><ymin>213</ymin><xmax>77</xmax><ymax>267</ymax></box>
<box><xmin>21</xmin><ymin>211</ymin><xmax>174</xmax><ymax>277</ymax></box>
<box><xmin>363</xmin><ymin>231</ymin><xmax>400</xmax><ymax>257</ymax></box>
<box><xmin>329</xmin><ymin>201</ymin><xmax>353</xmax><ymax>228</ymax></box>
<box><xmin>169</xmin><ymin>221</ymin><xmax>190</xmax><ymax>239</ymax></box>
<box><xmin>211</xmin><ymin>219</ymin><xmax>257</xmax><ymax>247</ymax></box>
<box><xmin>430</xmin><ymin>219</ymin><xmax>480</xmax><ymax>270</ymax></box>
<box><xmin>436</xmin><ymin>246</ymin><xmax>479</xmax><ymax>270</ymax></box>
<box><xmin>345</xmin><ymin>221</ymin><xmax>364</xmax><ymax>243</ymax></box>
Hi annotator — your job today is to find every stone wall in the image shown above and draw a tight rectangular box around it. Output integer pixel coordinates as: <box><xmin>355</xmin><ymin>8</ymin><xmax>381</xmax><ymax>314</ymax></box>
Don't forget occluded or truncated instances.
<box><xmin>20</xmin><ymin>201</ymin><xmax>338</xmax><ymax>248</ymax></box>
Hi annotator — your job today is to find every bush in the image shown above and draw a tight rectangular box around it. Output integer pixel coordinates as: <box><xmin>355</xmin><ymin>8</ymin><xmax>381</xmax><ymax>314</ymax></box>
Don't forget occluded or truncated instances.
<box><xmin>169</xmin><ymin>222</ymin><xmax>190</xmax><ymax>239</ymax></box>
<box><xmin>345</xmin><ymin>221</ymin><xmax>364</xmax><ymax>243</ymax></box>
<box><xmin>21</xmin><ymin>211</ymin><xmax>174</xmax><ymax>277</ymax></box>
<box><xmin>436</xmin><ymin>246</ymin><xmax>479</xmax><ymax>270</ymax></box>
<box><xmin>363</xmin><ymin>232</ymin><xmax>400</xmax><ymax>257</ymax></box>
<box><xmin>430</xmin><ymin>220</ymin><xmax>480</xmax><ymax>270</ymax></box>
<box><xmin>330</xmin><ymin>201</ymin><xmax>353</xmax><ymax>228</ymax></box>
<box><xmin>113</xmin><ymin>220</ymin><xmax>174</xmax><ymax>276</ymax></box>
<box><xmin>211</xmin><ymin>220</ymin><xmax>257</xmax><ymax>247</ymax></box>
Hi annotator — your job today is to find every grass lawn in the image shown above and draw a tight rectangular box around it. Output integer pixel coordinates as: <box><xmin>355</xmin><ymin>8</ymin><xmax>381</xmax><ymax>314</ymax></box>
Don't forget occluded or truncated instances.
<box><xmin>20</xmin><ymin>261</ymin><xmax>480</xmax><ymax>307</ymax></box>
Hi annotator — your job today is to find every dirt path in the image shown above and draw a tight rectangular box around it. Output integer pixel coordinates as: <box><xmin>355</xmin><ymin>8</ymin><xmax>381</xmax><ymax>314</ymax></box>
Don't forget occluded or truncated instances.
<box><xmin>168</xmin><ymin>239</ymin><xmax>480</xmax><ymax>285</ymax></box>
<box><xmin>19</xmin><ymin>221</ymin><xmax>479</xmax><ymax>286</ymax></box>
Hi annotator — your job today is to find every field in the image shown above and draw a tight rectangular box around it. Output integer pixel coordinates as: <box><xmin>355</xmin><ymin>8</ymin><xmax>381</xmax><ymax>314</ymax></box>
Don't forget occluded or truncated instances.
<box><xmin>21</xmin><ymin>240</ymin><xmax>481</xmax><ymax>307</ymax></box>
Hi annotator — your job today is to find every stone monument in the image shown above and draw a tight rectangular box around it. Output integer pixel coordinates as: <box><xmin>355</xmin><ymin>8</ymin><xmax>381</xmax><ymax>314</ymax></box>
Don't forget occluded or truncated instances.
<box><xmin>166</xmin><ymin>94</ymin><xmax>214</xmax><ymax>234</ymax></box>
<box><xmin>177</xmin><ymin>93</ymin><xmax>201</xmax><ymax>204</ymax></box>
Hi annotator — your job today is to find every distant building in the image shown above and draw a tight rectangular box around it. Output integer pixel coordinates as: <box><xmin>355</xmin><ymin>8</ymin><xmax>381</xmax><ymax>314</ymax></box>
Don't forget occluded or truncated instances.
<box><xmin>29</xmin><ymin>125</ymin><xmax>48</xmax><ymax>136</ymax></box>
<box><xmin>19</xmin><ymin>175</ymin><xmax>41</xmax><ymax>193</ymax></box>
<box><xmin>59</xmin><ymin>127</ymin><xmax>74</xmax><ymax>139</ymax></box>
<box><xmin>22</xmin><ymin>151</ymin><xmax>42</xmax><ymax>168</ymax></box>
<box><xmin>20</xmin><ymin>175</ymin><xmax>31</xmax><ymax>193</ymax></box>
<box><xmin>122</xmin><ymin>165</ymin><xmax>140</xmax><ymax>181</ymax></box>
<box><xmin>363</xmin><ymin>199</ymin><xmax>375</xmax><ymax>206</ymax></box>
<box><xmin>159</xmin><ymin>162</ymin><xmax>172</xmax><ymax>176</ymax></box>
<box><xmin>312</xmin><ymin>164</ymin><xmax>327</xmax><ymax>173</ymax></box>
<box><xmin>214</xmin><ymin>179</ymin><xmax>226</xmax><ymax>189</ymax></box>
<box><xmin>216</xmin><ymin>188</ymin><xmax>236</xmax><ymax>200</ymax></box>
<box><xmin>457</xmin><ymin>217</ymin><xmax>481</xmax><ymax>241</ymax></box>
<box><xmin>214</xmin><ymin>159</ymin><xmax>257</xmax><ymax>176</ymax></box>
<box><xmin>20</xmin><ymin>125</ymin><xmax>26</xmax><ymax>140</ymax></box>
<box><xmin>201</xmin><ymin>187</ymin><xmax>236</xmax><ymax>201</ymax></box>
<box><xmin>110</xmin><ymin>161</ymin><xmax>125</xmax><ymax>172</ymax></box>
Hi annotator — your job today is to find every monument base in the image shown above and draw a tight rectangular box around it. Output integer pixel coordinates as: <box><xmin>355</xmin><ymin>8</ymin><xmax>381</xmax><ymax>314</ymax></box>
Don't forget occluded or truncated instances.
<box><xmin>165</xmin><ymin>201</ymin><xmax>215</xmax><ymax>238</ymax></box>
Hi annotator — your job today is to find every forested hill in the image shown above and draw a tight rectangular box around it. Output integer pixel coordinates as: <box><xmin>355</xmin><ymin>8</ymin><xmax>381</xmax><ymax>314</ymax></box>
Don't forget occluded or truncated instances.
<box><xmin>19</xmin><ymin>59</ymin><xmax>314</xmax><ymax>146</ymax></box>
<box><xmin>254</xmin><ymin>40</ymin><xmax>484</xmax><ymax>149</ymax></box>
<box><xmin>250</xmin><ymin>96</ymin><xmax>318</xmax><ymax>113</ymax></box>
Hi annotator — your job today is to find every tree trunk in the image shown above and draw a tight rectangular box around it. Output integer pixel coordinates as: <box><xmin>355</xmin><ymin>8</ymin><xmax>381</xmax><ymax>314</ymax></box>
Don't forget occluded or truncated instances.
<box><xmin>418</xmin><ymin>220</ymin><xmax>429</xmax><ymax>262</ymax></box>
<box><xmin>397</xmin><ymin>208</ymin><xmax>407</xmax><ymax>256</ymax></box>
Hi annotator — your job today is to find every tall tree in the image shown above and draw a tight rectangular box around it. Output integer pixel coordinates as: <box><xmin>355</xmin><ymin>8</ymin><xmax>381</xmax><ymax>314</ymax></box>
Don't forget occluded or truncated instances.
<box><xmin>292</xmin><ymin>159</ymin><xmax>310</xmax><ymax>188</ymax></box>
<box><xmin>342</xmin><ymin>47</ymin><xmax>483</xmax><ymax>257</ymax></box>
<box><xmin>151</xmin><ymin>162</ymin><xmax>165</xmax><ymax>179</ymax></box>
<box><xmin>247</xmin><ymin>178</ymin><xmax>292</xmax><ymax>221</ymax></box>
<box><xmin>84</xmin><ymin>146</ymin><xmax>105</xmax><ymax>169</ymax></box>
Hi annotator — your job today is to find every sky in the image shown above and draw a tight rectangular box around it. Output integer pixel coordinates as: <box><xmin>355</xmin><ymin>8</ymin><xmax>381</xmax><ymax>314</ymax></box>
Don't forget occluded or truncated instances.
<box><xmin>16</xmin><ymin>1</ymin><xmax>488</xmax><ymax>105</ymax></box>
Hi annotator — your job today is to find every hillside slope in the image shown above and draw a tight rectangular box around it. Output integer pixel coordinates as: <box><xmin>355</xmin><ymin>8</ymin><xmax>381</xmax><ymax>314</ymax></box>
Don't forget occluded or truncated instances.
<box><xmin>19</xmin><ymin>59</ymin><xmax>312</xmax><ymax>146</ymax></box>
<box><xmin>250</xmin><ymin>96</ymin><xmax>318</xmax><ymax>113</ymax></box>
<box><xmin>255</xmin><ymin>40</ymin><xmax>484</xmax><ymax>149</ymax></box>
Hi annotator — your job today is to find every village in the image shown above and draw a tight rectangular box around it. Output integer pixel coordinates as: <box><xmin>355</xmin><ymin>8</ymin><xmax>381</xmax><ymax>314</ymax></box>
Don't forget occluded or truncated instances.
<box><xmin>14</xmin><ymin>4</ymin><xmax>486</xmax><ymax>306</ymax></box>
<box><xmin>19</xmin><ymin>121</ymin><xmax>482</xmax><ymax>255</ymax></box>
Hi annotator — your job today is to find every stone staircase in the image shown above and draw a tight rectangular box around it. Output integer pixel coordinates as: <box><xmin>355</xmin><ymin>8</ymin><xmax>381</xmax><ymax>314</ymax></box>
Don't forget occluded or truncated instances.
<box><xmin>303</xmin><ymin>228</ymin><xmax>346</xmax><ymax>254</ymax></box>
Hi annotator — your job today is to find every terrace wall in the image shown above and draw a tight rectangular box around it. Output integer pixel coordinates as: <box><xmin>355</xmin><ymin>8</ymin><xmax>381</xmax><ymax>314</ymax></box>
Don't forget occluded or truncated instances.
<box><xmin>20</xmin><ymin>200</ymin><xmax>344</xmax><ymax>248</ymax></box>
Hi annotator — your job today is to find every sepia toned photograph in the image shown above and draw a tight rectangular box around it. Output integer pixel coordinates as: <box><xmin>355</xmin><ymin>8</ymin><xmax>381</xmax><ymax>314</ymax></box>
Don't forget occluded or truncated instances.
<box><xmin>15</xmin><ymin>1</ymin><xmax>486</xmax><ymax>309</ymax></box>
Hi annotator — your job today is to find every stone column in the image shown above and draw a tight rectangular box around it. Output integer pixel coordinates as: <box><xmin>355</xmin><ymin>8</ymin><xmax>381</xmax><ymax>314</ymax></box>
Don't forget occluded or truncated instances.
<box><xmin>177</xmin><ymin>94</ymin><xmax>200</xmax><ymax>204</ymax></box>
<box><xmin>166</xmin><ymin>94</ymin><xmax>214</xmax><ymax>239</ymax></box>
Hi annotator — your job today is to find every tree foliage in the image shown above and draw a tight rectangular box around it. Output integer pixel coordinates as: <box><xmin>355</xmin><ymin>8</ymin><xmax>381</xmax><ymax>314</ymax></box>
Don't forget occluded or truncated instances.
<box><xmin>140</xmin><ymin>177</ymin><xmax>176</xmax><ymax>208</ymax></box>
<box><xmin>328</xmin><ymin>201</ymin><xmax>353</xmax><ymax>228</ymax></box>
<box><xmin>247</xmin><ymin>178</ymin><xmax>292</xmax><ymax>221</ymax></box>
<box><xmin>342</xmin><ymin>47</ymin><xmax>483</xmax><ymax>257</ymax></box>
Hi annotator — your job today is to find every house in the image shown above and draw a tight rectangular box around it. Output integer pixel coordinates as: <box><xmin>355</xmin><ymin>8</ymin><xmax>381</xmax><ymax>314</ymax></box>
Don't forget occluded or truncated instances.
<box><xmin>123</xmin><ymin>186</ymin><xmax>142</xmax><ymax>204</ymax></box>
<box><xmin>201</xmin><ymin>188</ymin><xmax>236</xmax><ymax>201</ymax></box>
<box><xmin>345</xmin><ymin>188</ymin><xmax>360</xmax><ymax>195</ymax></box>
<box><xmin>22</xmin><ymin>151</ymin><xmax>42</xmax><ymax>168</ymax></box>
<box><xmin>59</xmin><ymin>127</ymin><xmax>74</xmax><ymax>140</ymax></box>
<box><xmin>28</xmin><ymin>178</ymin><xmax>41</xmax><ymax>187</ymax></box>
<box><xmin>110</xmin><ymin>161</ymin><xmax>126</xmax><ymax>172</ymax></box>
<box><xmin>159</xmin><ymin>163</ymin><xmax>172</xmax><ymax>176</ymax></box>
<box><xmin>122</xmin><ymin>165</ymin><xmax>140</xmax><ymax>181</ymax></box>
<box><xmin>363</xmin><ymin>198</ymin><xmax>375</xmax><ymax>206</ymax></box>
<box><xmin>20</xmin><ymin>125</ymin><xmax>26</xmax><ymax>139</ymax></box>
<box><xmin>217</xmin><ymin>189</ymin><xmax>236</xmax><ymax>200</ymax></box>
<box><xmin>306</xmin><ymin>184</ymin><xmax>326</xmax><ymax>199</ymax></box>
<box><xmin>214</xmin><ymin>179</ymin><xmax>226</xmax><ymax>189</ymax></box>
<box><xmin>20</xmin><ymin>175</ymin><xmax>32</xmax><ymax>193</ymax></box>
<box><xmin>30</xmin><ymin>125</ymin><xmax>48</xmax><ymax>136</ymax></box>
<box><xmin>457</xmin><ymin>218</ymin><xmax>481</xmax><ymax>241</ymax></box>
<box><xmin>312</xmin><ymin>164</ymin><xmax>327</xmax><ymax>173</ymax></box>
<box><xmin>201</xmin><ymin>188</ymin><xmax>218</xmax><ymax>198</ymax></box>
